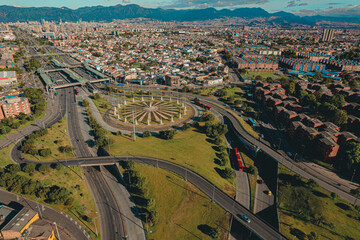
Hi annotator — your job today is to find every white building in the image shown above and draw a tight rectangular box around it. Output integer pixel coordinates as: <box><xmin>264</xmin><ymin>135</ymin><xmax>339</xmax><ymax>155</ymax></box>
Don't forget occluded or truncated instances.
<box><xmin>0</xmin><ymin>71</ymin><xmax>17</xmax><ymax>87</ymax></box>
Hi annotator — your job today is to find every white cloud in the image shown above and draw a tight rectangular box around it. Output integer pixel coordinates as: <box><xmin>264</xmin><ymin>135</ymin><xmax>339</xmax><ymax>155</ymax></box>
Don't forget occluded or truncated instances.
<box><xmin>295</xmin><ymin>5</ymin><xmax>360</xmax><ymax>17</ymax></box>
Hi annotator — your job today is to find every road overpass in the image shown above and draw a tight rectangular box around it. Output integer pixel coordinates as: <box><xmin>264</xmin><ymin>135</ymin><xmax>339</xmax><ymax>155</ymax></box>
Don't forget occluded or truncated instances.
<box><xmin>52</xmin><ymin>78</ymin><xmax>112</xmax><ymax>89</ymax></box>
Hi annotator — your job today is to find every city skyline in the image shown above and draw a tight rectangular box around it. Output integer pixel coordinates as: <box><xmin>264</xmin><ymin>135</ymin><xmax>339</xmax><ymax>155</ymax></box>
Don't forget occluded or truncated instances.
<box><xmin>1</xmin><ymin>0</ymin><xmax>359</xmax><ymax>17</ymax></box>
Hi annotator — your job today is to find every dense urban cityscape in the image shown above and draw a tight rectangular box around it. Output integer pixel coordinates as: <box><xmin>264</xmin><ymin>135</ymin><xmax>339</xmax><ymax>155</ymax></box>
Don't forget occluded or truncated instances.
<box><xmin>0</xmin><ymin>2</ymin><xmax>359</xmax><ymax>240</ymax></box>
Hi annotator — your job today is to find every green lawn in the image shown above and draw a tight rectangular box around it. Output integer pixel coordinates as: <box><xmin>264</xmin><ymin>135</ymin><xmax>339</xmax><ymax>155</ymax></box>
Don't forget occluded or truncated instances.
<box><xmin>0</xmin><ymin>144</ymin><xmax>14</xmax><ymax>167</ymax></box>
<box><xmin>122</xmin><ymin>164</ymin><xmax>231</xmax><ymax>240</ymax></box>
<box><xmin>248</xmin><ymin>71</ymin><xmax>280</xmax><ymax>79</ymax></box>
<box><xmin>240</xmin><ymin>152</ymin><xmax>257</xmax><ymax>212</ymax></box>
<box><xmin>92</xmin><ymin>97</ymin><xmax>112</xmax><ymax>116</ymax></box>
<box><xmin>108</xmin><ymin>127</ymin><xmax>236</xmax><ymax>197</ymax></box>
<box><xmin>278</xmin><ymin>164</ymin><xmax>360</xmax><ymax>240</ymax></box>
<box><xmin>22</xmin><ymin>116</ymin><xmax>76</xmax><ymax>161</ymax></box>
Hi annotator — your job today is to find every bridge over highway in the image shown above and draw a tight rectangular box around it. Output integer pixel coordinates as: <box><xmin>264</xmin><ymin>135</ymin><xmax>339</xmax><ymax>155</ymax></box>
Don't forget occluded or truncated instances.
<box><xmin>52</xmin><ymin>78</ymin><xmax>112</xmax><ymax>89</ymax></box>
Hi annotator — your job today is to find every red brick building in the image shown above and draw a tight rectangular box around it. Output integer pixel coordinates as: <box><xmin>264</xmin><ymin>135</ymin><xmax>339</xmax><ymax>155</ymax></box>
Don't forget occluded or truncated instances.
<box><xmin>0</xmin><ymin>97</ymin><xmax>31</xmax><ymax>120</ymax></box>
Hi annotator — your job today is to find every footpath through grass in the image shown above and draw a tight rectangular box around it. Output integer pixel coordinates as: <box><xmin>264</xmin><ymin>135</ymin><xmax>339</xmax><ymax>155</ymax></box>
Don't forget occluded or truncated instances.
<box><xmin>22</xmin><ymin>116</ymin><xmax>75</xmax><ymax>161</ymax></box>
<box><xmin>122</xmin><ymin>164</ymin><xmax>231</xmax><ymax>240</ymax></box>
<box><xmin>108</xmin><ymin>127</ymin><xmax>236</xmax><ymax>197</ymax></box>
<box><xmin>278</xmin><ymin>164</ymin><xmax>360</xmax><ymax>240</ymax></box>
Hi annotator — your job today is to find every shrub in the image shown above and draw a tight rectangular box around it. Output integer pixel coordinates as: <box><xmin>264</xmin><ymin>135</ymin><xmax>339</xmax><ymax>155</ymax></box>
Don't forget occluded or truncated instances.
<box><xmin>223</xmin><ymin>168</ymin><xmax>235</xmax><ymax>179</ymax></box>
<box><xmin>248</xmin><ymin>165</ymin><xmax>257</xmax><ymax>175</ymax></box>
<box><xmin>22</xmin><ymin>163</ymin><xmax>36</xmax><ymax>173</ymax></box>
<box><xmin>39</xmin><ymin>148</ymin><xmax>51</xmax><ymax>157</ymax></box>
<box><xmin>38</xmin><ymin>164</ymin><xmax>50</xmax><ymax>173</ymax></box>
<box><xmin>181</xmin><ymin>123</ymin><xmax>190</xmax><ymax>131</ymax></box>
<box><xmin>159</xmin><ymin>129</ymin><xmax>176</xmax><ymax>140</ymax></box>
<box><xmin>142</xmin><ymin>131</ymin><xmax>151</xmax><ymax>138</ymax></box>
<box><xmin>307</xmin><ymin>179</ymin><xmax>319</xmax><ymax>189</ymax></box>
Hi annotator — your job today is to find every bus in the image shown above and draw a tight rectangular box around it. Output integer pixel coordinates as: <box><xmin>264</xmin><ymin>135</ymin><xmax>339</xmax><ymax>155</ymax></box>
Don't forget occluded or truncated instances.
<box><xmin>195</xmin><ymin>100</ymin><xmax>212</xmax><ymax>110</ymax></box>
<box><xmin>234</xmin><ymin>148</ymin><xmax>244</xmax><ymax>171</ymax></box>
<box><xmin>248</xmin><ymin>118</ymin><xmax>256</xmax><ymax>127</ymax></box>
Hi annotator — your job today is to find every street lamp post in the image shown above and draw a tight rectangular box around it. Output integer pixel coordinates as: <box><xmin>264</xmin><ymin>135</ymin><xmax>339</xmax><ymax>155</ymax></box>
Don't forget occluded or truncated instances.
<box><xmin>54</xmin><ymin>222</ymin><xmax>61</xmax><ymax>240</ymax></box>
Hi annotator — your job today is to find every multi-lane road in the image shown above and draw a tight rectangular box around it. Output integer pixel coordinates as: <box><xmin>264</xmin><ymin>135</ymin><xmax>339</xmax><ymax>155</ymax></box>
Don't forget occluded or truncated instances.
<box><xmin>65</xmin><ymin>87</ymin><xmax>127</xmax><ymax>240</ymax></box>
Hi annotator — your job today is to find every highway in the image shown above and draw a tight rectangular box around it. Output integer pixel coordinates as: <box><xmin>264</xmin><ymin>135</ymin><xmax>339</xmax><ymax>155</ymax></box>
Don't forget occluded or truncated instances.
<box><xmin>65</xmin><ymin>87</ymin><xmax>127</xmax><ymax>240</ymax></box>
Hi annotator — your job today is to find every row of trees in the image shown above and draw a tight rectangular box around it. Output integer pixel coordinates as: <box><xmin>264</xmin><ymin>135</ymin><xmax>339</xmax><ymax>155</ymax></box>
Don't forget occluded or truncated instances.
<box><xmin>122</xmin><ymin>161</ymin><xmax>158</xmax><ymax>224</ymax></box>
<box><xmin>197</xmin><ymin>113</ymin><xmax>234</xmax><ymax>179</ymax></box>
<box><xmin>85</xmin><ymin>104</ymin><xmax>113</xmax><ymax>147</ymax></box>
<box><xmin>0</xmin><ymin>163</ymin><xmax>73</xmax><ymax>205</ymax></box>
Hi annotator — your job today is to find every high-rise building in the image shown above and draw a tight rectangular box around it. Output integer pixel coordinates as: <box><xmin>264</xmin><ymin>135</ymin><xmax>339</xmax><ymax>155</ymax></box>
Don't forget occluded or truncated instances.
<box><xmin>322</xmin><ymin>29</ymin><xmax>335</xmax><ymax>42</ymax></box>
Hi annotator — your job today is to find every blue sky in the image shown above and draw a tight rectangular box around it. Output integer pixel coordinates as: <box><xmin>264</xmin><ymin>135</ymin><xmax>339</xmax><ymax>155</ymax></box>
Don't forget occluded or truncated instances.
<box><xmin>1</xmin><ymin>0</ymin><xmax>359</xmax><ymax>16</ymax></box>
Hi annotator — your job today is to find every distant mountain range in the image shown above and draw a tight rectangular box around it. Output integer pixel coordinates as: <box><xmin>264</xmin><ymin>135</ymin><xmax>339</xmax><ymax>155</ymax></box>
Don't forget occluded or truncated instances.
<box><xmin>0</xmin><ymin>4</ymin><xmax>359</xmax><ymax>26</ymax></box>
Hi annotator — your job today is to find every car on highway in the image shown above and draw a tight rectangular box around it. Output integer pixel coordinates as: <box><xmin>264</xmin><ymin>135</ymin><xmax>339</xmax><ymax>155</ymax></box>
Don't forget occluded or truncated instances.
<box><xmin>20</xmin><ymin>157</ymin><xmax>25</xmax><ymax>161</ymax></box>
<box><xmin>240</xmin><ymin>214</ymin><xmax>251</xmax><ymax>223</ymax></box>
<box><xmin>266</xmin><ymin>190</ymin><xmax>272</xmax><ymax>196</ymax></box>
<box><xmin>257</xmin><ymin>179</ymin><xmax>263</xmax><ymax>184</ymax></box>
<box><xmin>286</xmin><ymin>152</ymin><xmax>292</xmax><ymax>157</ymax></box>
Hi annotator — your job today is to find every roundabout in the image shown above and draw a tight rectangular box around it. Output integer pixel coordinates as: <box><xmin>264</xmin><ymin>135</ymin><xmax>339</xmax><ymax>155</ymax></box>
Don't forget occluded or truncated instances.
<box><xmin>104</xmin><ymin>97</ymin><xmax>197</xmax><ymax>132</ymax></box>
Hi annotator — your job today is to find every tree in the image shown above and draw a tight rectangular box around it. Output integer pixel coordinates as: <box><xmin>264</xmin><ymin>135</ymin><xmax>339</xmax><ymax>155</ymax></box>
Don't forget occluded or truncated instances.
<box><xmin>142</xmin><ymin>131</ymin><xmax>151</xmax><ymax>137</ymax></box>
<box><xmin>93</xmin><ymin>52</ymin><xmax>102</xmax><ymax>57</ymax></box>
<box><xmin>93</xmin><ymin>93</ymin><xmax>101</xmax><ymax>99</ymax></box>
<box><xmin>22</xmin><ymin>163</ymin><xmax>36</xmax><ymax>174</ymax></box>
<box><xmin>123</xmin><ymin>160</ymin><xmax>135</xmax><ymax>170</ymax></box>
<box><xmin>82</xmin><ymin>99</ymin><xmax>89</xmax><ymax>107</ymax></box>
<box><xmin>306</xmin><ymin>179</ymin><xmax>319</xmax><ymax>189</ymax></box>
<box><xmin>332</xmin><ymin>109</ymin><xmax>348</xmax><ymax>125</ymax></box>
<box><xmin>223</xmin><ymin>168</ymin><xmax>235</xmax><ymax>179</ymax></box>
<box><xmin>182</xmin><ymin>123</ymin><xmax>190</xmax><ymax>131</ymax></box>
<box><xmin>38</xmin><ymin>164</ymin><xmax>50</xmax><ymax>173</ymax></box>
<box><xmin>159</xmin><ymin>130</ymin><xmax>176</xmax><ymax>140</ymax></box>
<box><xmin>7</xmin><ymin>164</ymin><xmax>21</xmax><ymax>173</ymax></box>
<box><xmin>39</xmin><ymin>149</ymin><xmax>51</xmax><ymax>157</ymax></box>
<box><xmin>331</xmin><ymin>94</ymin><xmax>345</xmax><ymax>108</ymax></box>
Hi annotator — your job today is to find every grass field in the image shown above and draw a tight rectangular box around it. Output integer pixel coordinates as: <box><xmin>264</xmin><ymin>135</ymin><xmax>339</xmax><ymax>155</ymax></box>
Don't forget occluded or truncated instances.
<box><xmin>92</xmin><ymin>98</ymin><xmax>112</xmax><ymax>117</ymax></box>
<box><xmin>108</xmin><ymin>127</ymin><xmax>236</xmax><ymax>197</ymax></box>
<box><xmin>278</xmin><ymin>164</ymin><xmax>360</xmax><ymax>240</ymax></box>
<box><xmin>22</xmin><ymin>116</ymin><xmax>76</xmax><ymax>161</ymax></box>
<box><xmin>122</xmin><ymin>164</ymin><xmax>231</xmax><ymax>240</ymax></box>
<box><xmin>240</xmin><ymin>152</ymin><xmax>257</xmax><ymax>212</ymax></box>
<box><xmin>248</xmin><ymin>71</ymin><xmax>280</xmax><ymax>80</ymax></box>
<box><xmin>0</xmin><ymin>144</ymin><xmax>14</xmax><ymax>167</ymax></box>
